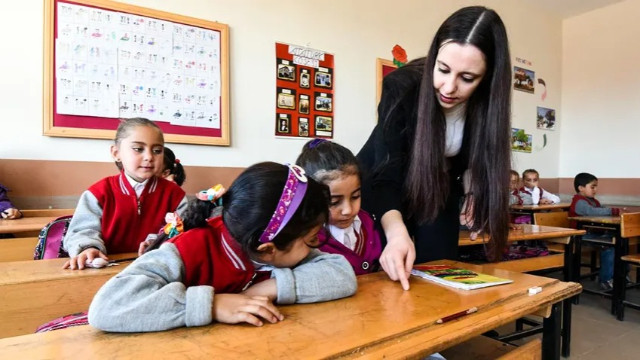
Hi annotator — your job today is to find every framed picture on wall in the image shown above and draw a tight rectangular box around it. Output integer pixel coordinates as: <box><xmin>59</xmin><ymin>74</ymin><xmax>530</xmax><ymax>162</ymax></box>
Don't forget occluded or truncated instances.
<box><xmin>376</xmin><ymin>58</ymin><xmax>398</xmax><ymax>105</ymax></box>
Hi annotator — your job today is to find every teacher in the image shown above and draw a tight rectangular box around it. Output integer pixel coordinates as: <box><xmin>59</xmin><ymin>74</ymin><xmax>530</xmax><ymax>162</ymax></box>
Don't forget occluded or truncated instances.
<box><xmin>357</xmin><ymin>6</ymin><xmax>512</xmax><ymax>290</ymax></box>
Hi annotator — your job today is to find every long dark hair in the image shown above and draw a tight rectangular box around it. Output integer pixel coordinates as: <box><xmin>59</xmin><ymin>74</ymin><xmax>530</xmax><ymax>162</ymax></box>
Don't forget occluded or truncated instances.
<box><xmin>406</xmin><ymin>6</ymin><xmax>511</xmax><ymax>261</ymax></box>
<box><xmin>182</xmin><ymin>162</ymin><xmax>330</xmax><ymax>256</ymax></box>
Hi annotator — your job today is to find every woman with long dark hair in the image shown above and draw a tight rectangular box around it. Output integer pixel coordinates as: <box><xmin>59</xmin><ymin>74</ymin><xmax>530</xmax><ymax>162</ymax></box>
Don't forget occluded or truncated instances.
<box><xmin>358</xmin><ymin>6</ymin><xmax>512</xmax><ymax>290</ymax></box>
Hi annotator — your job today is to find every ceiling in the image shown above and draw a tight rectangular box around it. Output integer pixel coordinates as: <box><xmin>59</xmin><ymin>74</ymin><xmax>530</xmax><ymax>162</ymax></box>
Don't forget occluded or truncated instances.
<box><xmin>529</xmin><ymin>0</ymin><xmax>625</xmax><ymax>18</ymax></box>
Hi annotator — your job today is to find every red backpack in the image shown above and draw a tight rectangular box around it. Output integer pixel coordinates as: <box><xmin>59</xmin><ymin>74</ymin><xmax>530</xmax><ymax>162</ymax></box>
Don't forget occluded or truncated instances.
<box><xmin>33</xmin><ymin>215</ymin><xmax>72</xmax><ymax>260</ymax></box>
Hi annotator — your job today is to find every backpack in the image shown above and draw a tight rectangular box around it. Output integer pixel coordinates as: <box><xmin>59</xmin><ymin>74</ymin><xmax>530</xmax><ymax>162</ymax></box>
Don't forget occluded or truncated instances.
<box><xmin>33</xmin><ymin>215</ymin><xmax>72</xmax><ymax>260</ymax></box>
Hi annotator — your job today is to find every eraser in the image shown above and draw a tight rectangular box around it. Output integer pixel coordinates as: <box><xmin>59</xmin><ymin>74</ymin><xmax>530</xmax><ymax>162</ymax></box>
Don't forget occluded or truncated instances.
<box><xmin>528</xmin><ymin>286</ymin><xmax>542</xmax><ymax>295</ymax></box>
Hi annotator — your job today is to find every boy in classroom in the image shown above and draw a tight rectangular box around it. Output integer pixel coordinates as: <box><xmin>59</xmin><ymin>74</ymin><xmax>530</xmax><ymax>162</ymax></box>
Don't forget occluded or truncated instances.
<box><xmin>0</xmin><ymin>183</ymin><xmax>22</xmax><ymax>219</ymax></box>
<box><xmin>88</xmin><ymin>162</ymin><xmax>357</xmax><ymax>332</ymax></box>
<box><xmin>295</xmin><ymin>138</ymin><xmax>382</xmax><ymax>275</ymax></box>
<box><xmin>518</xmin><ymin>169</ymin><xmax>560</xmax><ymax>205</ymax></box>
<box><xmin>159</xmin><ymin>146</ymin><xmax>186</xmax><ymax>186</ymax></box>
<box><xmin>63</xmin><ymin>118</ymin><xmax>187</xmax><ymax>270</ymax></box>
<box><xmin>569</xmin><ymin>172</ymin><xmax>622</xmax><ymax>290</ymax></box>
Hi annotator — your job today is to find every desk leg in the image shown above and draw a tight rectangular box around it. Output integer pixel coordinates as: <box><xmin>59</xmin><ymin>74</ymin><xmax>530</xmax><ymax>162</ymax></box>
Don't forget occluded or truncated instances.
<box><xmin>562</xmin><ymin>299</ymin><xmax>572</xmax><ymax>357</ymax></box>
<box><xmin>543</xmin><ymin>302</ymin><xmax>561</xmax><ymax>360</ymax></box>
<box><xmin>573</xmin><ymin>232</ymin><xmax>583</xmax><ymax>305</ymax></box>
<box><xmin>613</xmin><ymin>235</ymin><xmax>628</xmax><ymax>319</ymax></box>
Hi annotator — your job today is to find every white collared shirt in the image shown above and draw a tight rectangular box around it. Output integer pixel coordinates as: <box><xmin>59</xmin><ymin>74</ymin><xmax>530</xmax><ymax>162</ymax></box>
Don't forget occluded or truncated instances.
<box><xmin>328</xmin><ymin>215</ymin><xmax>362</xmax><ymax>251</ymax></box>
<box><xmin>444</xmin><ymin>102</ymin><xmax>467</xmax><ymax>157</ymax></box>
<box><xmin>124</xmin><ymin>173</ymin><xmax>148</xmax><ymax>198</ymax></box>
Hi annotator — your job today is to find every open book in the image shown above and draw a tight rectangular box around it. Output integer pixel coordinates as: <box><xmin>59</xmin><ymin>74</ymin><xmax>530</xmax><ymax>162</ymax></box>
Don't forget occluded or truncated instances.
<box><xmin>411</xmin><ymin>264</ymin><xmax>513</xmax><ymax>290</ymax></box>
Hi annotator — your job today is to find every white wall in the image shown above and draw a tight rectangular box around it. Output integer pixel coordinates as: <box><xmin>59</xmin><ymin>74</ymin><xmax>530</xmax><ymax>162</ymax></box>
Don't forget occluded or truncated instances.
<box><xmin>0</xmin><ymin>0</ymin><xmax>563</xmax><ymax>172</ymax></box>
<box><xmin>560</xmin><ymin>0</ymin><xmax>640</xmax><ymax>178</ymax></box>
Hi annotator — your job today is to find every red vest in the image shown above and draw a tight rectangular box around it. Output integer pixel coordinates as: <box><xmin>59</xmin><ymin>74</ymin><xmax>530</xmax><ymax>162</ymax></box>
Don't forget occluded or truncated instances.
<box><xmin>170</xmin><ymin>216</ymin><xmax>262</xmax><ymax>293</ymax></box>
<box><xmin>88</xmin><ymin>173</ymin><xmax>185</xmax><ymax>254</ymax></box>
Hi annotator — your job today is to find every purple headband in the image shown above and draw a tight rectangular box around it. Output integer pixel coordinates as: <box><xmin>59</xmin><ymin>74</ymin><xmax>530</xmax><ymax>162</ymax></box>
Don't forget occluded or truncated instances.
<box><xmin>258</xmin><ymin>164</ymin><xmax>308</xmax><ymax>243</ymax></box>
<box><xmin>308</xmin><ymin>138</ymin><xmax>328</xmax><ymax>149</ymax></box>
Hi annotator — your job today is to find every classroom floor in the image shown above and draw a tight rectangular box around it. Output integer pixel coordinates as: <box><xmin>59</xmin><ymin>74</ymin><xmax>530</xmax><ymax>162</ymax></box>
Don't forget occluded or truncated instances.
<box><xmin>496</xmin><ymin>271</ymin><xmax>640</xmax><ymax>360</ymax></box>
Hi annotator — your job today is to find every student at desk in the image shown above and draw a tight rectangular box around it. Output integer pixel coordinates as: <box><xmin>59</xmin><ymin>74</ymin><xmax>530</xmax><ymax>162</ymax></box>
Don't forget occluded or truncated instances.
<box><xmin>519</xmin><ymin>169</ymin><xmax>560</xmax><ymax>205</ymax></box>
<box><xmin>0</xmin><ymin>183</ymin><xmax>22</xmax><ymax>220</ymax></box>
<box><xmin>570</xmin><ymin>172</ymin><xmax>622</xmax><ymax>290</ymax></box>
<box><xmin>63</xmin><ymin>118</ymin><xmax>187</xmax><ymax>270</ymax></box>
<box><xmin>89</xmin><ymin>163</ymin><xmax>357</xmax><ymax>332</ymax></box>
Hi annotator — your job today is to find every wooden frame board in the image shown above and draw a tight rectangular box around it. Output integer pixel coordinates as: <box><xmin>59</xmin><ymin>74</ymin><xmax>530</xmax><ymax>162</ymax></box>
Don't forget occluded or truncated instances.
<box><xmin>376</xmin><ymin>58</ymin><xmax>397</xmax><ymax>105</ymax></box>
<box><xmin>43</xmin><ymin>0</ymin><xmax>230</xmax><ymax>145</ymax></box>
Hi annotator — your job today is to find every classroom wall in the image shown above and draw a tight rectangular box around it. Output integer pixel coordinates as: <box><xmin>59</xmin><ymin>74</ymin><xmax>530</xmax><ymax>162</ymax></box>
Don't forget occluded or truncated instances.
<box><xmin>1</xmin><ymin>0</ymin><xmax>568</xmax><ymax>205</ymax></box>
<box><xmin>560</xmin><ymin>0</ymin><xmax>640</xmax><ymax>178</ymax></box>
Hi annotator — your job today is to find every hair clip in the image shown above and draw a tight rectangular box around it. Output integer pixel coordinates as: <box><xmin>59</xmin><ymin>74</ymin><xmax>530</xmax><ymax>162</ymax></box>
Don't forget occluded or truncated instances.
<box><xmin>175</xmin><ymin>159</ymin><xmax>180</xmax><ymax>164</ymax></box>
<box><xmin>196</xmin><ymin>184</ymin><xmax>226</xmax><ymax>203</ymax></box>
<box><xmin>308</xmin><ymin>138</ymin><xmax>328</xmax><ymax>149</ymax></box>
<box><xmin>163</xmin><ymin>212</ymin><xmax>184</xmax><ymax>238</ymax></box>
<box><xmin>258</xmin><ymin>164</ymin><xmax>308</xmax><ymax>243</ymax></box>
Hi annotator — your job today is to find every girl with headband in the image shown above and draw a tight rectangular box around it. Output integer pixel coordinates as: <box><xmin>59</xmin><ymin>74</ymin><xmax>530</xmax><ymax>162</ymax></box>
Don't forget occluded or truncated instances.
<box><xmin>88</xmin><ymin>162</ymin><xmax>357</xmax><ymax>332</ymax></box>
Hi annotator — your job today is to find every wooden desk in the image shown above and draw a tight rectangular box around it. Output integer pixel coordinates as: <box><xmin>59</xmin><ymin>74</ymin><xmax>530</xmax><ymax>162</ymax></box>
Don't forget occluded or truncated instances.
<box><xmin>0</xmin><ymin>216</ymin><xmax>58</xmax><ymax>234</ymax></box>
<box><xmin>568</xmin><ymin>214</ymin><xmax>640</xmax><ymax>320</ymax></box>
<box><xmin>511</xmin><ymin>203</ymin><xmax>571</xmax><ymax>224</ymax></box>
<box><xmin>0</xmin><ymin>261</ymin><xmax>581</xmax><ymax>360</ymax></box>
<box><xmin>459</xmin><ymin>224</ymin><xmax>585</xmax><ymax>357</ymax></box>
<box><xmin>0</xmin><ymin>253</ymin><xmax>136</xmax><ymax>338</ymax></box>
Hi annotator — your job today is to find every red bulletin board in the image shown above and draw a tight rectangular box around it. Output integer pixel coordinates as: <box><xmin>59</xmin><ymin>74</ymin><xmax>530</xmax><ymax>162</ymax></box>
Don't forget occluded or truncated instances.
<box><xmin>275</xmin><ymin>42</ymin><xmax>334</xmax><ymax>139</ymax></box>
<box><xmin>43</xmin><ymin>0</ymin><xmax>230</xmax><ymax>146</ymax></box>
<box><xmin>376</xmin><ymin>58</ymin><xmax>398</xmax><ymax>105</ymax></box>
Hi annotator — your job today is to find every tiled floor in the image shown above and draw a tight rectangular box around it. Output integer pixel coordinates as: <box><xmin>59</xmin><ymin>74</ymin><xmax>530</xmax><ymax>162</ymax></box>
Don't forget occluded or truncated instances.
<box><xmin>495</xmin><ymin>274</ymin><xmax>640</xmax><ymax>359</ymax></box>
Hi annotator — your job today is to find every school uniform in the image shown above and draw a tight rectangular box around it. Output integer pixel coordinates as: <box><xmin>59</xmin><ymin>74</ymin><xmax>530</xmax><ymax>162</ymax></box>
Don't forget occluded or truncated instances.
<box><xmin>518</xmin><ymin>186</ymin><xmax>560</xmax><ymax>205</ymax></box>
<box><xmin>317</xmin><ymin>210</ymin><xmax>382</xmax><ymax>275</ymax></box>
<box><xmin>64</xmin><ymin>172</ymin><xmax>187</xmax><ymax>256</ymax></box>
<box><xmin>88</xmin><ymin>216</ymin><xmax>357</xmax><ymax>332</ymax></box>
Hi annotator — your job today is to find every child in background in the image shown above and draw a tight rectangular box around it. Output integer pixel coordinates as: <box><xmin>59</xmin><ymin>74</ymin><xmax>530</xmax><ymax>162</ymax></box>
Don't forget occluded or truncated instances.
<box><xmin>509</xmin><ymin>170</ymin><xmax>523</xmax><ymax>206</ymax></box>
<box><xmin>296</xmin><ymin>139</ymin><xmax>382</xmax><ymax>275</ymax></box>
<box><xmin>160</xmin><ymin>147</ymin><xmax>186</xmax><ymax>186</ymax></box>
<box><xmin>519</xmin><ymin>169</ymin><xmax>560</xmax><ymax>205</ymax></box>
<box><xmin>88</xmin><ymin>162</ymin><xmax>357</xmax><ymax>332</ymax></box>
<box><xmin>569</xmin><ymin>172</ymin><xmax>621</xmax><ymax>290</ymax></box>
<box><xmin>0</xmin><ymin>183</ymin><xmax>22</xmax><ymax>219</ymax></box>
<box><xmin>63</xmin><ymin>118</ymin><xmax>188</xmax><ymax>270</ymax></box>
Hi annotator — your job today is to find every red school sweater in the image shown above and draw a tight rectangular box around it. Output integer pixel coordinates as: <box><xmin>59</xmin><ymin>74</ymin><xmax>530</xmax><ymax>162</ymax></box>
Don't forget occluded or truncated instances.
<box><xmin>88</xmin><ymin>173</ymin><xmax>185</xmax><ymax>254</ymax></box>
<box><xmin>170</xmin><ymin>216</ymin><xmax>266</xmax><ymax>293</ymax></box>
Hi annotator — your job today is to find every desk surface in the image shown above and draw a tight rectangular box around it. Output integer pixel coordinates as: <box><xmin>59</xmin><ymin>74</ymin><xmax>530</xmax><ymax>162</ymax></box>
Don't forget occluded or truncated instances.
<box><xmin>510</xmin><ymin>203</ymin><xmax>571</xmax><ymax>211</ymax></box>
<box><xmin>568</xmin><ymin>215</ymin><xmax>621</xmax><ymax>225</ymax></box>
<box><xmin>459</xmin><ymin>224</ymin><xmax>586</xmax><ymax>247</ymax></box>
<box><xmin>0</xmin><ymin>216</ymin><xmax>57</xmax><ymax>234</ymax></box>
<box><xmin>0</xmin><ymin>260</ymin><xmax>581</xmax><ymax>359</ymax></box>
<box><xmin>0</xmin><ymin>253</ymin><xmax>137</xmax><ymax>286</ymax></box>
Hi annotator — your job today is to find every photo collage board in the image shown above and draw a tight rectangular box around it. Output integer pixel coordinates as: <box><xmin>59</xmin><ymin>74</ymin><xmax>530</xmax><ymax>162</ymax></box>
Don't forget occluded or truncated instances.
<box><xmin>275</xmin><ymin>42</ymin><xmax>334</xmax><ymax>138</ymax></box>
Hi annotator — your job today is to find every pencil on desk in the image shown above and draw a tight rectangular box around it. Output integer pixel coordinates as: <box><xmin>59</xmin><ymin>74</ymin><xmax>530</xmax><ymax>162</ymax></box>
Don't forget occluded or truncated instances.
<box><xmin>436</xmin><ymin>307</ymin><xmax>478</xmax><ymax>324</ymax></box>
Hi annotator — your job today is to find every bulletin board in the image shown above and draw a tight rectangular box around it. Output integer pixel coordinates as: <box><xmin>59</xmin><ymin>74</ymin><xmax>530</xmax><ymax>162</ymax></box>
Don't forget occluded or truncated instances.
<box><xmin>43</xmin><ymin>0</ymin><xmax>230</xmax><ymax>146</ymax></box>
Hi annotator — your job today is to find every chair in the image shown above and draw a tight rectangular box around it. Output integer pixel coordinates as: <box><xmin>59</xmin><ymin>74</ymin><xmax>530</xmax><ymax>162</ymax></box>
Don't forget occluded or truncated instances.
<box><xmin>533</xmin><ymin>211</ymin><xmax>570</xmax><ymax>228</ymax></box>
<box><xmin>616</xmin><ymin>212</ymin><xmax>640</xmax><ymax>320</ymax></box>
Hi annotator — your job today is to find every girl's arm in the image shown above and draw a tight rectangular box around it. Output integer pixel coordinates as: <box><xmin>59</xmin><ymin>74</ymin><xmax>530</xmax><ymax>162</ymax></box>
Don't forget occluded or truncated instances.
<box><xmin>269</xmin><ymin>249</ymin><xmax>357</xmax><ymax>304</ymax></box>
<box><xmin>541</xmin><ymin>189</ymin><xmax>561</xmax><ymax>204</ymax></box>
<box><xmin>88</xmin><ymin>243</ymin><xmax>213</xmax><ymax>332</ymax></box>
<box><xmin>63</xmin><ymin>191</ymin><xmax>106</xmax><ymax>256</ymax></box>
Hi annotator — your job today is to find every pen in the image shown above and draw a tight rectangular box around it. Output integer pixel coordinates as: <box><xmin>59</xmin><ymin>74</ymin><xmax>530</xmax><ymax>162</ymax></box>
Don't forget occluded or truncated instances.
<box><xmin>435</xmin><ymin>307</ymin><xmax>478</xmax><ymax>324</ymax></box>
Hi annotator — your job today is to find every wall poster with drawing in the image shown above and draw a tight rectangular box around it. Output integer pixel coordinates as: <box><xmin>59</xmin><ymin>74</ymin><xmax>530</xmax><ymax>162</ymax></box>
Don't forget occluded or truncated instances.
<box><xmin>275</xmin><ymin>42</ymin><xmax>334</xmax><ymax>138</ymax></box>
<box><xmin>44</xmin><ymin>0</ymin><xmax>230</xmax><ymax>145</ymax></box>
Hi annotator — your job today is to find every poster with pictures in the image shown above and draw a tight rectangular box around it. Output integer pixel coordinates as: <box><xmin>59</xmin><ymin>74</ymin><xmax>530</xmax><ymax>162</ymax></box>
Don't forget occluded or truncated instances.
<box><xmin>511</xmin><ymin>128</ymin><xmax>532</xmax><ymax>153</ymax></box>
<box><xmin>275</xmin><ymin>42</ymin><xmax>334</xmax><ymax>138</ymax></box>
<box><xmin>536</xmin><ymin>106</ymin><xmax>556</xmax><ymax>130</ymax></box>
<box><xmin>513</xmin><ymin>66</ymin><xmax>535</xmax><ymax>93</ymax></box>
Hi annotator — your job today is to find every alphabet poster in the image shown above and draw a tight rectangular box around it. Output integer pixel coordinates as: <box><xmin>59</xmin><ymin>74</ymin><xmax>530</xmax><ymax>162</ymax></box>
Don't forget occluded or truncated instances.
<box><xmin>275</xmin><ymin>42</ymin><xmax>334</xmax><ymax>138</ymax></box>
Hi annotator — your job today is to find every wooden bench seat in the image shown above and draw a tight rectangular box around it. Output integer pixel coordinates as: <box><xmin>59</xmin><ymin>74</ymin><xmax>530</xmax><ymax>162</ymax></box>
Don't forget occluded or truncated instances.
<box><xmin>494</xmin><ymin>252</ymin><xmax>565</xmax><ymax>273</ymax></box>
<box><xmin>0</xmin><ymin>237</ymin><xmax>38</xmax><ymax>262</ymax></box>
<box><xmin>441</xmin><ymin>336</ymin><xmax>541</xmax><ymax>360</ymax></box>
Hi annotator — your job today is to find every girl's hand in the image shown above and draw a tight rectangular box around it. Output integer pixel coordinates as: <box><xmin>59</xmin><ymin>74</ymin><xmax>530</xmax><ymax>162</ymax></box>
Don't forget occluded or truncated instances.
<box><xmin>242</xmin><ymin>279</ymin><xmax>277</xmax><ymax>301</ymax></box>
<box><xmin>1</xmin><ymin>208</ymin><xmax>22</xmax><ymax>219</ymax></box>
<box><xmin>213</xmin><ymin>294</ymin><xmax>283</xmax><ymax>327</ymax></box>
<box><xmin>63</xmin><ymin>248</ymin><xmax>108</xmax><ymax>270</ymax></box>
<box><xmin>379</xmin><ymin>210</ymin><xmax>416</xmax><ymax>291</ymax></box>
<box><xmin>539</xmin><ymin>198</ymin><xmax>553</xmax><ymax>205</ymax></box>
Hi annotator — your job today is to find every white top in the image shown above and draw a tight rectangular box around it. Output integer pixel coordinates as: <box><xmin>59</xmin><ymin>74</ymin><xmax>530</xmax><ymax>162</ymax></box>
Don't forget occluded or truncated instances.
<box><xmin>443</xmin><ymin>102</ymin><xmax>467</xmax><ymax>157</ymax></box>
<box><xmin>124</xmin><ymin>173</ymin><xmax>149</xmax><ymax>198</ymax></box>
<box><xmin>328</xmin><ymin>215</ymin><xmax>362</xmax><ymax>251</ymax></box>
